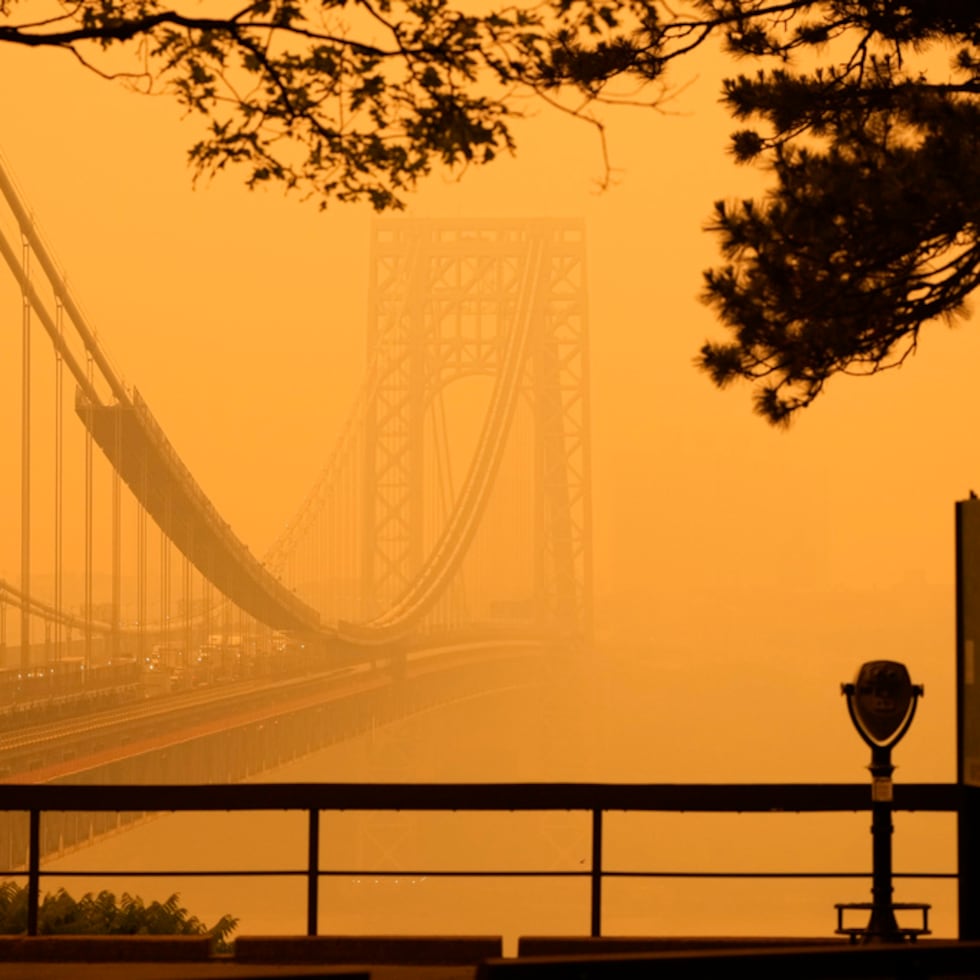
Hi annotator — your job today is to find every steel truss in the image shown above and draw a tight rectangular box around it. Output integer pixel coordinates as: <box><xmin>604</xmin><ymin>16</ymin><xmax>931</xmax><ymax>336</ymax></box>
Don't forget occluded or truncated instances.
<box><xmin>362</xmin><ymin>219</ymin><xmax>592</xmax><ymax>641</ymax></box>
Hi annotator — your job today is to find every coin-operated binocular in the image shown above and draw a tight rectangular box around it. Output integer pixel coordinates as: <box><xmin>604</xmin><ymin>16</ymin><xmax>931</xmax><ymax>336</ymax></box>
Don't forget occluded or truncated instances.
<box><xmin>843</xmin><ymin>660</ymin><xmax>922</xmax><ymax>768</ymax></box>
<box><xmin>839</xmin><ymin>661</ymin><xmax>926</xmax><ymax>942</ymax></box>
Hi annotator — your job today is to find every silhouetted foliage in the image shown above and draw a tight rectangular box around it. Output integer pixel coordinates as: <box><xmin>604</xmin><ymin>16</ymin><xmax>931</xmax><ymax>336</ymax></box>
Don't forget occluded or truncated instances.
<box><xmin>2</xmin><ymin>1</ymin><xmax>978</xmax><ymax>422</ymax></box>
<box><xmin>697</xmin><ymin>4</ymin><xmax>980</xmax><ymax>423</ymax></box>
<box><xmin>0</xmin><ymin>882</ymin><xmax>237</xmax><ymax>951</ymax></box>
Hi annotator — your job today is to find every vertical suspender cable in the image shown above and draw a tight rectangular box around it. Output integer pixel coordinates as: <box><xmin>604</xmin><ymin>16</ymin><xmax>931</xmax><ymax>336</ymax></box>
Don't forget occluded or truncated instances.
<box><xmin>315</xmin><ymin>508</ymin><xmax>322</xmax><ymax>617</ymax></box>
<box><xmin>54</xmin><ymin>298</ymin><xmax>64</xmax><ymax>661</ymax></box>
<box><xmin>138</xmin><ymin>452</ymin><xmax>147</xmax><ymax>662</ymax></box>
<box><xmin>84</xmin><ymin>355</ymin><xmax>93</xmax><ymax>668</ymax></box>
<box><xmin>204</xmin><ymin>554</ymin><xmax>212</xmax><ymax>652</ymax></box>
<box><xmin>112</xmin><ymin>410</ymin><xmax>122</xmax><ymax>660</ymax></box>
<box><xmin>20</xmin><ymin>233</ymin><xmax>31</xmax><ymax>671</ymax></box>
<box><xmin>161</xmin><ymin>495</ymin><xmax>172</xmax><ymax>654</ymax></box>
<box><xmin>183</xmin><ymin>549</ymin><xmax>191</xmax><ymax>672</ymax></box>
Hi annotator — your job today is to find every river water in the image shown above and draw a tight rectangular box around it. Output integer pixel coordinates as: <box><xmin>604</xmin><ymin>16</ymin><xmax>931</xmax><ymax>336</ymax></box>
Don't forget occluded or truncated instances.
<box><xmin>39</xmin><ymin>647</ymin><xmax>958</xmax><ymax>951</ymax></box>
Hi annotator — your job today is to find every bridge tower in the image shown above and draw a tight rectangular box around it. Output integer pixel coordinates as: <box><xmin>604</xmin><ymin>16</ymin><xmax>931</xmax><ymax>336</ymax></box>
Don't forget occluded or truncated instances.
<box><xmin>361</xmin><ymin>219</ymin><xmax>592</xmax><ymax>642</ymax></box>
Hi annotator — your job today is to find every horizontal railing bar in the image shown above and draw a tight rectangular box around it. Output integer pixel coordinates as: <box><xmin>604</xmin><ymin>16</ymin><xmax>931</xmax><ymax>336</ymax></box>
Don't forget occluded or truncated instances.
<box><xmin>328</xmin><ymin>870</ymin><xmax>957</xmax><ymax>880</ymax></box>
<box><xmin>5</xmin><ymin>869</ymin><xmax>310</xmax><ymax>878</ymax></box>
<box><xmin>601</xmin><ymin>870</ymin><xmax>959</xmax><ymax>880</ymax></box>
<box><xmin>0</xmin><ymin>781</ymin><xmax>961</xmax><ymax>812</ymax></box>
<box><xmin>1</xmin><ymin>868</ymin><xmax>956</xmax><ymax>880</ymax></box>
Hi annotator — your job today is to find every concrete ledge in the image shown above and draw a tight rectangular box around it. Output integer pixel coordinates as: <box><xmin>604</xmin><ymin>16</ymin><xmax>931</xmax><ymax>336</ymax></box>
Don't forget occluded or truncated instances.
<box><xmin>235</xmin><ymin>934</ymin><xmax>503</xmax><ymax>964</ymax></box>
<box><xmin>479</xmin><ymin>939</ymin><xmax>980</xmax><ymax>980</ymax></box>
<box><xmin>0</xmin><ymin>934</ymin><xmax>213</xmax><ymax>962</ymax></box>
<box><xmin>518</xmin><ymin>936</ymin><xmax>848</xmax><ymax>956</ymax></box>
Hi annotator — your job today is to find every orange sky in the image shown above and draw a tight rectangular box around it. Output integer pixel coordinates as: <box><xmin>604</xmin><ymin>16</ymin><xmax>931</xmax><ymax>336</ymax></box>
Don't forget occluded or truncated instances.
<box><xmin>0</xmin><ymin>34</ymin><xmax>973</xmax><ymax>782</ymax></box>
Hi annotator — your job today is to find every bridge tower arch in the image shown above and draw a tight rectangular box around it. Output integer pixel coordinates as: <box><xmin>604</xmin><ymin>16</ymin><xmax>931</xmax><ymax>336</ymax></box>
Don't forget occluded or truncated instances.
<box><xmin>361</xmin><ymin>219</ymin><xmax>593</xmax><ymax>642</ymax></box>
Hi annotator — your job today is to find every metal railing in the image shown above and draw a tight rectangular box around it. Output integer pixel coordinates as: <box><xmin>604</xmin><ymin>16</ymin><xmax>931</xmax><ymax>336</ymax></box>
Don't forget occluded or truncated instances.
<box><xmin>0</xmin><ymin>781</ymin><xmax>963</xmax><ymax>937</ymax></box>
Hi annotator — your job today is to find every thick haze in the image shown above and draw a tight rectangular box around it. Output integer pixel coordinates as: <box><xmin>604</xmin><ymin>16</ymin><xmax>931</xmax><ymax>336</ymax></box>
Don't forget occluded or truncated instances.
<box><xmin>0</xmin><ymin>38</ymin><xmax>973</xmax><ymax>787</ymax></box>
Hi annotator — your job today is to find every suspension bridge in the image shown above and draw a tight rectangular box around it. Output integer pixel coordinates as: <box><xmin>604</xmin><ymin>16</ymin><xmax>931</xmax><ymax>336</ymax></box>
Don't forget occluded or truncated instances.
<box><xmin>0</xmin><ymin>152</ymin><xmax>593</xmax><ymax>743</ymax></box>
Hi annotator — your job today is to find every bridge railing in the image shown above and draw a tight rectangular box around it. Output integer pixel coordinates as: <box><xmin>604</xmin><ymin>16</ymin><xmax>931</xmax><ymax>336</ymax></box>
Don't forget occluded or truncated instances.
<box><xmin>0</xmin><ymin>782</ymin><xmax>964</xmax><ymax>938</ymax></box>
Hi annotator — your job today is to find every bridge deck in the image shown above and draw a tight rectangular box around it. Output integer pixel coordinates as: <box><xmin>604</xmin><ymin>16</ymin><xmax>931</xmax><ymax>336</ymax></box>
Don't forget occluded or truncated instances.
<box><xmin>76</xmin><ymin>389</ymin><xmax>321</xmax><ymax>632</ymax></box>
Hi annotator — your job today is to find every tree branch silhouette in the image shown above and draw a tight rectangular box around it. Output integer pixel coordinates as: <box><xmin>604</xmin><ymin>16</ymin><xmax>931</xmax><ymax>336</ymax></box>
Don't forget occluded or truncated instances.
<box><xmin>2</xmin><ymin>0</ymin><xmax>977</xmax><ymax>422</ymax></box>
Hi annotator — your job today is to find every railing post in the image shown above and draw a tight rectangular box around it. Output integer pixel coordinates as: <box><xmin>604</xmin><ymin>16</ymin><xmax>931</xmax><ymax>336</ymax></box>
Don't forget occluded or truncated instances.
<box><xmin>959</xmin><ymin>785</ymin><xmax>980</xmax><ymax>938</ymax></box>
<box><xmin>27</xmin><ymin>808</ymin><xmax>40</xmax><ymax>936</ymax></box>
<box><xmin>591</xmin><ymin>808</ymin><xmax>602</xmax><ymax>937</ymax></box>
<box><xmin>307</xmin><ymin>807</ymin><xmax>319</xmax><ymax>936</ymax></box>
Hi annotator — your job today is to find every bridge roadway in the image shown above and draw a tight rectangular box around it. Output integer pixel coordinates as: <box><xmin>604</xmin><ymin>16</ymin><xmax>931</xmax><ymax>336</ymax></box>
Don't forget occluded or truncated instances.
<box><xmin>0</xmin><ymin>640</ymin><xmax>559</xmax><ymax>785</ymax></box>
<box><xmin>0</xmin><ymin>638</ymin><xmax>561</xmax><ymax>878</ymax></box>
<box><xmin>0</xmin><ymin>663</ymin><xmax>372</xmax><ymax>783</ymax></box>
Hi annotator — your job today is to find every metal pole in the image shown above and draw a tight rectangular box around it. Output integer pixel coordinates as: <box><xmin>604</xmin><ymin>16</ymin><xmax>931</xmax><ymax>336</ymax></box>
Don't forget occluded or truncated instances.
<box><xmin>591</xmin><ymin>808</ymin><xmax>603</xmax><ymax>937</ymax></box>
<box><xmin>27</xmin><ymin>808</ymin><xmax>40</xmax><ymax>935</ymax></box>
<box><xmin>865</xmin><ymin>744</ymin><xmax>901</xmax><ymax>941</ymax></box>
<box><xmin>955</xmin><ymin>501</ymin><xmax>980</xmax><ymax>938</ymax></box>
<box><xmin>307</xmin><ymin>808</ymin><xmax>320</xmax><ymax>936</ymax></box>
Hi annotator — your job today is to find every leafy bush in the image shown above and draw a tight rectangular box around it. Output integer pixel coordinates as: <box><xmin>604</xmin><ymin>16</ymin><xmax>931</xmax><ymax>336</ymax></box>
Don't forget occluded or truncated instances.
<box><xmin>0</xmin><ymin>882</ymin><xmax>237</xmax><ymax>952</ymax></box>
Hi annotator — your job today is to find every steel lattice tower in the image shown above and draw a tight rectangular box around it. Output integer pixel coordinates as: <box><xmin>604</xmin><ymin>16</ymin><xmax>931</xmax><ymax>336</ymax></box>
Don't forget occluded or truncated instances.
<box><xmin>362</xmin><ymin>218</ymin><xmax>592</xmax><ymax>641</ymax></box>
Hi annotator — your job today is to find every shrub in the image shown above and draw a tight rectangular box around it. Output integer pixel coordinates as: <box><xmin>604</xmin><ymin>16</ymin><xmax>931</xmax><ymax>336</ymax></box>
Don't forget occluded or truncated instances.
<box><xmin>0</xmin><ymin>882</ymin><xmax>237</xmax><ymax>952</ymax></box>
